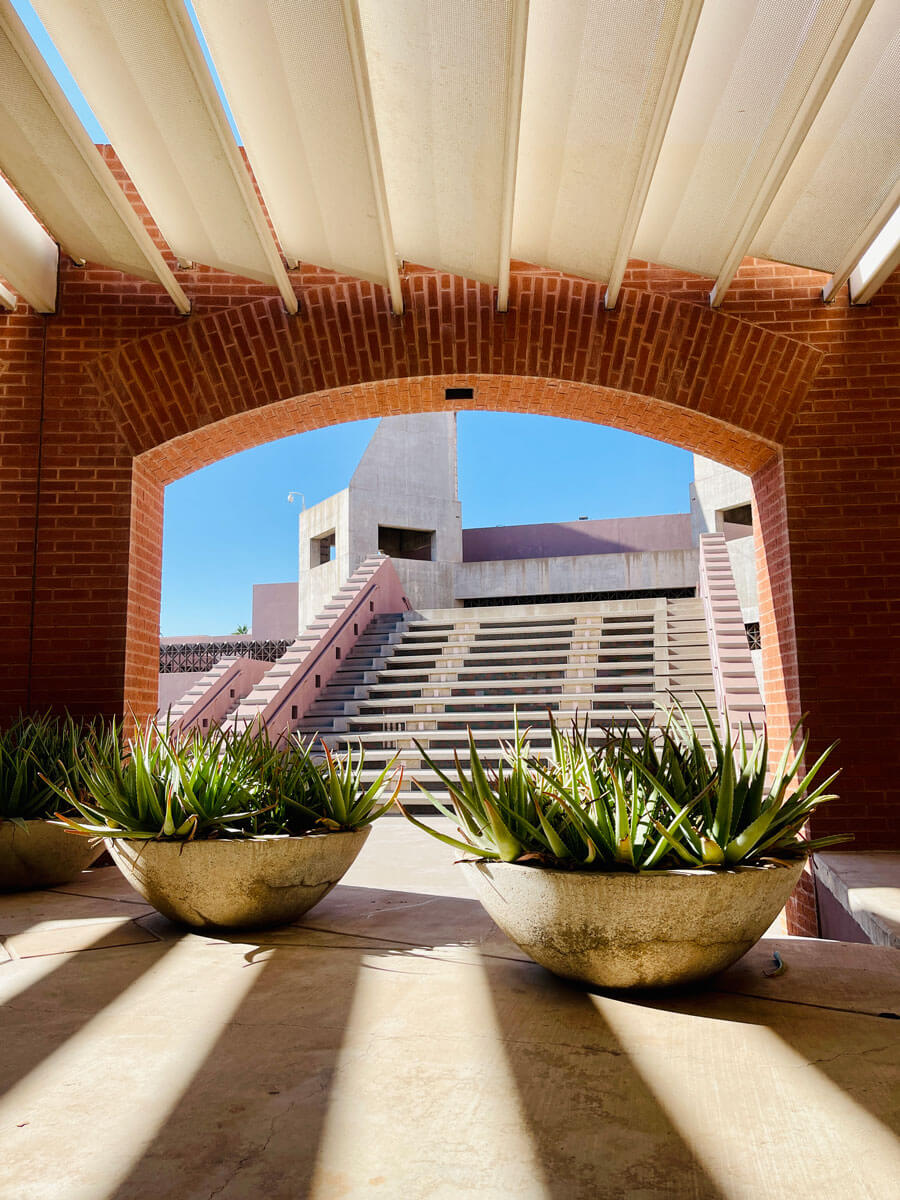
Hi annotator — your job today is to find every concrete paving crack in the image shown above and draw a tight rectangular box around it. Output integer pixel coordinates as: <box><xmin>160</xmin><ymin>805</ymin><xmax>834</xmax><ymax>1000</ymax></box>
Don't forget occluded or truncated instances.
<box><xmin>206</xmin><ymin>1102</ymin><xmax>294</xmax><ymax>1199</ymax></box>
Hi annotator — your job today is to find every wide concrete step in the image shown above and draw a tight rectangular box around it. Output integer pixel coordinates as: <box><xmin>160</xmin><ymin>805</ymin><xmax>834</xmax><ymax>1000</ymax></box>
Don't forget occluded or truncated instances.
<box><xmin>363</xmin><ymin>677</ymin><xmax>655</xmax><ymax>696</ymax></box>
<box><xmin>352</xmin><ymin>687</ymin><xmax>654</xmax><ymax>709</ymax></box>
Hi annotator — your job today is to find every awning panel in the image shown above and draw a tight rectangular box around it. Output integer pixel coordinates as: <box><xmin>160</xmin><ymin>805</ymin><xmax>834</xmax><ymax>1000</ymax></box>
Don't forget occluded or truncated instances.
<box><xmin>33</xmin><ymin>0</ymin><xmax>296</xmax><ymax>308</ymax></box>
<box><xmin>0</xmin><ymin>173</ymin><xmax>58</xmax><ymax>312</ymax></box>
<box><xmin>358</xmin><ymin>0</ymin><xmax>521</xmax><ymax>284</ymax></box>
<box><xmin>753</xmin><ymin>0</ymin><xmax>900</xmax><ymax>275</ymax></box>
<box><xmin>194</xmin><ymin>0</ymin><xmax>400</xmax><ymax>305</ymax></box>
<box><xmin>512</xmin><ymin>0</ymin><xmax>700</xmax><ymax>287</ymax></box>
<box><xmin>634</xmin><ymin>0</ymin><xmax>872</xmax><ymax>278</ymax></box>
<box><xmin>0</xmin><ymin>0</ymin><xmax>186</xmax><ymax>309</ymax></box>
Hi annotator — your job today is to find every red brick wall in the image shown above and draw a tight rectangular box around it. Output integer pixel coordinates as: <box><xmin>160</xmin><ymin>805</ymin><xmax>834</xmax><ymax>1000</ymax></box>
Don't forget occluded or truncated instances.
<box><xmin>1</xmin><ymin>154</ymin><xmax>897</xmax><ymax>898</ymax></box>
<box><xmin>785</xmin><ymin>863</ymin><xmax>820</xmax><ymax>939</ymax></box>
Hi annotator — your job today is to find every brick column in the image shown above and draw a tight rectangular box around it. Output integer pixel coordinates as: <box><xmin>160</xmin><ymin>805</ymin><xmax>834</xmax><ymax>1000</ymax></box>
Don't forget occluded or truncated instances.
<box><xmin>0</xmin><ymin>312</ymin><xmax>138</xmax><ymax>722</ymax></box>
<box><xmin>0</xmin><ymin>313</ymin><xmax>44</xmax><ymax>716</ymax></box>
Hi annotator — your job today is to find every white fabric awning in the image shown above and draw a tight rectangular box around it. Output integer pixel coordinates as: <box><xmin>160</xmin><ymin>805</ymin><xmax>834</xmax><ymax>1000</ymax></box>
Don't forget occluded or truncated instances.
<box><xmin>0</xmin><ymin>0</ymin><xmax>187</xmax><ymax>313</ymax></box>
<box><xmin>1</xmin><ymin>0</ymin><xmax>897</xmax><ymax>313</ymax></box>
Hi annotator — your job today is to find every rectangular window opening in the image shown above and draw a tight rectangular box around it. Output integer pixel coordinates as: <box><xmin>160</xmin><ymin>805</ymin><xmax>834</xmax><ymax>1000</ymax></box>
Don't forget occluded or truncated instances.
<box><xmin>378</xmin><ymin>525</ymin><xmax>435</xmax><ymax>562</ymax></box>
<box><xmin>445</xmin><ymin>386</ymin><xmax>473</xmax><ymax>400</ymax></box>
<box><xmin>717</xmin><ymin>503</ymin><xmax>753</xmax><ymax>529</ymax></box>
<box><xmin>310</xmin><ymin>530</ymin><xmax>336</xmax><ymax>567</ymax></box>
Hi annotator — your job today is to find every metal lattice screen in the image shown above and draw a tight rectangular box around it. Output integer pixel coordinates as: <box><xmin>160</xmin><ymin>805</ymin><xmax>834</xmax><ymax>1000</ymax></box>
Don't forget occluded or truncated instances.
<box><xmin>159</xmin><ymin>640</ymin><xmax>291</xmax><ymax>673</ymax></box>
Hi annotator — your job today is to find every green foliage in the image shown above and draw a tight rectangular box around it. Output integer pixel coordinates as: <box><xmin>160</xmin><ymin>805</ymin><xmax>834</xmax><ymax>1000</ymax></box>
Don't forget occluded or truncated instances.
<box><xmin>53</xmin><ymin>720</ymin><xmax>401</xmax><ymax>841</ymax></box>
<box><xmin>0</xmin><ymin>712</ymin><xmax>114</xmax><ymax>822</ymax></box>
<box><xmin>252</xmin><ymin>737</ymin><xmax>403</xmax><ymax>835</ymax></box>
<box><xmin>401</xmin><ymin>703</ymin><xmax>846</xmax><ymax>871</ymax></box>
<box><xmin>53</xmin><ymin>721</ymin><xmax>263</xmax><ymax>840</ymax></box>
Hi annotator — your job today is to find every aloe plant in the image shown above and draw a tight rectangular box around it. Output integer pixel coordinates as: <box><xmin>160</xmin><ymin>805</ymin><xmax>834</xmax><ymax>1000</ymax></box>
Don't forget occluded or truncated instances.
<box><xmin>400</xmin><ymin>703</ymin><xmax>845</xmax><ymax>870</ymax></box>
<box><xmin>251</xmin><ymin>736</ymin><xmax>402</xmax><ymax>834</ymax></box>
<box><xmin>0</xmin><ymin>712</ymin><xmax>113</xmax><ymax>823</ymax></box>
<box><xmin>53</xmin><ymin>719</ymin><xmax>401</xmax><ymax>841</ymax></box>
<box><xmin>53</xmin><ymin>720</ymin><xmax>264</xmax><ymax>840</ymax></box>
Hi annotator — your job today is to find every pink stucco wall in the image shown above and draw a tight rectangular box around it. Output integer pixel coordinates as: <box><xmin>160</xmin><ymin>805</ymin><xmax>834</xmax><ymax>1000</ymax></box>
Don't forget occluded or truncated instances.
<box><xmin>252</xmin><ymin>582</ymin><xmax>299</xmax><ymax>639</ymax></box>
<box><xmin>462</xmin><ymin>514</ymin><xmax>694</xmax><ymax>562</ymax></box>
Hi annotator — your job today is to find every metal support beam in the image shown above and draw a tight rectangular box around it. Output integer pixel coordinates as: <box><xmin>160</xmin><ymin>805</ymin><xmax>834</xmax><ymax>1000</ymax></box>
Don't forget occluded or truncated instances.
<box><xmin>0</xmin><ymin>173</ymin><xmax>58</xmax><ymax>312</ymax></box>
<box><xmin>340</xmin><ymin>0</ymin><xmax>404</xmax><ymax>315</ymax></box>
<box><xmin>166</xmin><ymin>1</ymin><xmax>297</xmax><ymax>315</ymax></box>
<box><xmin>823</xmin><ymin>182</ymin><xmax>900</xmax><ymax>302</ymax></box>
<box><xmin>496</xmin><ymin>0</ymin><xmax>529</xmax><ymax>314</ymax></box>
<box><xmin>709</xmin><ymin>0</ymin><xmax>873</xmax><ymax>308</ymax></box>
<box><xmin>605</xmin><ymin>0</ymin><xmax>704</xmax><ymax>311</ymax></box>
<box><xmin>850</xmin><ymin>224</ymin><xmax>900</xmax><ymax>304</ymax></box>
<box><xmin>1</xmin><ymin>0</ymin><xmax>189</xmax><ymax>314</ymax></box>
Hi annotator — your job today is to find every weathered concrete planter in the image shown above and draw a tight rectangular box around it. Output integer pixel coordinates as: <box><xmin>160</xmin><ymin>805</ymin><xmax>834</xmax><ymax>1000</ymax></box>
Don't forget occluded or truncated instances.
<box><xmin>460</xmin><ymin>857</ymin><xmax>806</xmax><ymax>989</ymax></box>
<box><xmin>107</xmin><ymin>828</ymin><xmax>370</xmax><ymax>929</ymax></box>
<box><xmin>0</xmin><ymin>820</ymin><xmax>103</xmax><ymax>891</ymax></box>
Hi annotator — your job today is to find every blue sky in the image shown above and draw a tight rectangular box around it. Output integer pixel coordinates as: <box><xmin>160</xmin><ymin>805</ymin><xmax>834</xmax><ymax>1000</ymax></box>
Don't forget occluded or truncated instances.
<box><xmin>9</xmin><ymin>2</ymin><xmax>695</xmax><ymax>635</ymax></box>
<box><xmin>162</xmin><ymin>416</ymin><xmax>693</xmax><ymax>635</ymax></box>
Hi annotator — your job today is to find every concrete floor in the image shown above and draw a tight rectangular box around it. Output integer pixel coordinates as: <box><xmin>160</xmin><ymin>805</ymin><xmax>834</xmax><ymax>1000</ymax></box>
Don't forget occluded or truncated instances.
<box><xmin>1</xmin><ymin>819</ymin><xmax>898</xmax><ymax>1200</ymax></box>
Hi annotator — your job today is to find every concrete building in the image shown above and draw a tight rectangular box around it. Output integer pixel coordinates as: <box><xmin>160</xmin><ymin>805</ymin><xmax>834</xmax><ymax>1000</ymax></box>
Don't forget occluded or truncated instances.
<box><xmin>292</xmin><ymin>413</ymin><xmax>756</xmax><ymax>622</ymax></box>
<box><xmin>160</xmin><ymin>417</ymin><xmax>761</xmax><ymax>709</ymax></box>
<box><xmin>297</xmin><ymin>413</ymin><xmax>461</xmax><ymax>630</ymax></box>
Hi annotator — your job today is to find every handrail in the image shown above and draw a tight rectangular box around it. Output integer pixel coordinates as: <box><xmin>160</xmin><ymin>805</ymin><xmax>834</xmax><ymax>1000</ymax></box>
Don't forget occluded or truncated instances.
<box><xmin>167</xmin><ymin>656</ymin><xmax>267</xmax><ymax>735</ymax></box>
<box><xmin>264</xmin><ymin>577</ymin><xmax>381</xmax><ymax>728</ymax></box>
<box><xmin>257</xmin><ymin>554</ymin><xmax>410</xmax><ymax>741</ymax></box>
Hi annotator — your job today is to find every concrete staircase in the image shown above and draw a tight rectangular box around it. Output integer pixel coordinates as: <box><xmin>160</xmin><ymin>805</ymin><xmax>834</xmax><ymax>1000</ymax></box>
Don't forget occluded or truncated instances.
<box><xmin>228</xmin><ymin>557</ymin><xmax>397</xmax><ymax>733</ymax></box>
<box><xmin>162</xmin><ymin>658</ymin><xmax>240</xmax><ymax>730</ymax></box>
<box><xmin>160</xmin><ymin>656</ymin><xmax>267</xmax><ymax>735</ymax></box>
<box><xmin>294</xmin><ymin>596</ymin><xmax>719</xmax><ymax>808</ymax></box>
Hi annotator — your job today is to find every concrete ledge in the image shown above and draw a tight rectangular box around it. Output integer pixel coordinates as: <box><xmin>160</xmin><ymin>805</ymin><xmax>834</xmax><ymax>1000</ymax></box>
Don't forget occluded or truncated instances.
<box><xmin>813</xmin><ymin>851</ymin><xmax>900</xmax><ymax>949</ymax></box>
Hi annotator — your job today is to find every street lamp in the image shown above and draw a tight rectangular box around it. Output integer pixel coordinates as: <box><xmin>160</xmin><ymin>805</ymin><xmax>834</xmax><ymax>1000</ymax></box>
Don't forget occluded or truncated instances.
<box><xmin>286</xmin><ymin>491</ymin><xmax>306</xmax><ymax>509</ymax></box>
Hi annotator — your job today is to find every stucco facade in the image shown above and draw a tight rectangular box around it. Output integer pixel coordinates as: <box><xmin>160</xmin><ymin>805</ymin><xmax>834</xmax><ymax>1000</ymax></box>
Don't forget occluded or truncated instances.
<box><xmin>293</xmin><ymin>416</ymin><xmax>754</xmax><ymax>622</ymax></box>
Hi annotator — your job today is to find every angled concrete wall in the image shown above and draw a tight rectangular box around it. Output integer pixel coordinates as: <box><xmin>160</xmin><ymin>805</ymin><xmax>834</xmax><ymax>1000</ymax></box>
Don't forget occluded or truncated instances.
<box><xmin>298</xmin><ymin>413</ymin><xmax>462</xmax><ymax>626</ymax></box>
<box><xmin>348</xmin><ymin>410</ymin><xmax>462</xmax><ymax>571</ymax></box>
<box><xmin>297</xmin><ymin>488</ymin><xmax>351</xmax><ymax>631</ymax></box>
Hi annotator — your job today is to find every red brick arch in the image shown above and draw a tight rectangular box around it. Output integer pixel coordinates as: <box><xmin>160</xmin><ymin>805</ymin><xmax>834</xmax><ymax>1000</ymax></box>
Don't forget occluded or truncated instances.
<box><xmin>92</xmin><ymin>283</ymin><xmax>820</xmax><ymax>478</ymax></box>
<box><xmin>8</xmin><ymin>252</ymin><xmax>899</xmax><ymax>920</ymax></box>
<box><xmin>82</xmin><ymin>280</ymin><xmax>821</xmax><ymax>761</ymax></box>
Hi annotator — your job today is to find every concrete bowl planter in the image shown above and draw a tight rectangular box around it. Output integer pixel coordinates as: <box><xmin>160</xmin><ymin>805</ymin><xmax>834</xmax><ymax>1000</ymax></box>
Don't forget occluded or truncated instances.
<box><xmin>460</xmin><ymin>857</ymin><xmax>806</xmax><ymax>989</ymax></box>
<box><xmin>106</xmin><ymin>828</ymin><xmax>370</xmax><ymax>930</ymax></box>
<box><xmin>0</xmin><ymin>820</ymin><xmax>104</xmax><ymax>891</ymax></box>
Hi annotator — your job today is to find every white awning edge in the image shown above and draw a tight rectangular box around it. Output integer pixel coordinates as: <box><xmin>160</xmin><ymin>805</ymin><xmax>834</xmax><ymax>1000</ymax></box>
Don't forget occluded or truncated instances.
<box><xmin>0</xmin><ymin>0</ymin><xmax>189</xmax><ymax>313</ymax></box>
<box><xmin>0</xmin><ymin>278</ymin><xmax>15</xmax><ymax>311</ymax></box>
<box><xmin>823</xmin><ymin>183</ymin><xmax>900</xmax><ymax>302</ymax></box>
<box><xmin>849</xmin><ymin>201</ymin><xmax>900</xmax><ymax>304</ymax></box>
<box><xmin>340</xmin><ymin>0</ymin><xmax>404</xmax><ymax>315</ymax></box>
<box><xmin>0</xmin><ymin>172</ymin><xmax>58</xmax><ymax>312</ymax></box>
<box><xmin>709</xmin><ymin>0</ymin><xmax>874</xmax><ymax>307</ymax></box>
<box><xmin>496</xmin><ymin>0</ymin><xmax>529</xmax><ymax>313</ymax></box>
<box><xmin>605</xmin><ymin>0</ymin><xmax>704</xmax><ymax>310</ymax></box>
